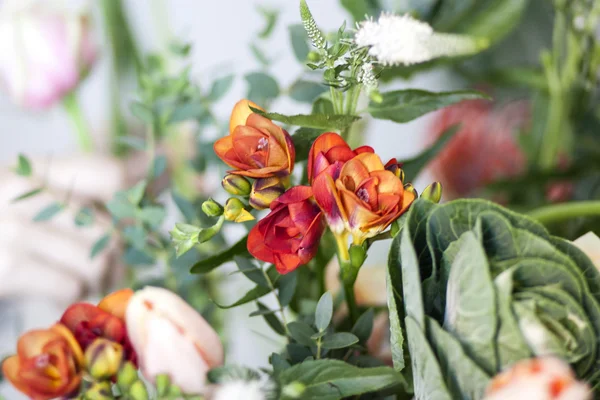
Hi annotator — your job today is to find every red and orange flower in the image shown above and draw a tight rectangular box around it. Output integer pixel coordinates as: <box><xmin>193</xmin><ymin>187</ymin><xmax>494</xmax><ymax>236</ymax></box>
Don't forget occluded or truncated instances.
<box><xmin>248</xmin><ymin>185</ymin><xmax>325</xmax><ymax>274</ymax></box>
<box><xmin>2</xmin><ymin>324</ymin><xmax>84</xmax><ymax>400</ymax></box>
<box><xmin>310</xmin><ymin>133</ymin><xmax>415</xmax><ymax>244</ymax></box>
<box><xmin>60</xmin><ymin>288</ymin><xmax>137</xmax><ymax>364</ymax></box>
<box><xmin>214</xmin><ymin>99</ymin><xmax>295</xmax><ymax>179</ymax></box>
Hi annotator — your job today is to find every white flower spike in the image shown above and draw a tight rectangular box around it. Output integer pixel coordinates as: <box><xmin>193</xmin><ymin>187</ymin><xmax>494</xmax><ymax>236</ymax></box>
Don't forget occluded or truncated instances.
<box><xmin>354</xmin><ymin>13</ymin><xmax>488</xmax><ymax>66</ymax></box>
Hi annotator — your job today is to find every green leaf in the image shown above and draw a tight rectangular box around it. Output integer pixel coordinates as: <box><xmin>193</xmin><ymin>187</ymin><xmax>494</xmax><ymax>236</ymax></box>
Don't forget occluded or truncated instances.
<box><xmin>251</xmin><ymin>107</ymin><xmax>360</xmax><ymax>131</ymax></box>
<box><xmin>207</xmin><ymin>365</ymin><xmax>260</xmax><ymax>384</ymax></box>
<box><xmin>312</xmin><ymin>97</ymin><xmax>334</xmax><ymax>115</ymax></box>
<box><xmin>368</xmin><ymin>89</ymin><xmax>489</xmax><ymax>123</ymax></box>
<box><xmin>287</xmin><ymin>321</ymin><xmax>316</xmax><ymax>347</ymax></box>
<box><xmin>33</xmin><ymin>202</ymin><xmax>63</xmax><ymax>222</ymax></box>
<box><xmin>352</xmin><ymin>309</ymin><xmax>375</xmax><ymax>344</ymax></box>
<box><xmin>278</xmin><ymin>359</ymin><xmax>404</xmax><ymax>400</ymax></box>
<box><xmin>387</xmin><ymin>234</ymin><xmax>406</xmax><ymax>371</ymax></box>
<box><xmin>250</xmin><ymin>44</ymin><xmax>270</xmax><ymax>67</ymax></box>
<box><xmin>127</xmin><ymin>180</ymin><xmax>147</xmax><ymax>205</ymax></box>
<box><xmin>258</xmin><ymin>7</ymin><xmax>279</xmax><ymax>39</ymax></box>
<box><xmin>15</xmin><ymin>154</ymin><xmax>32</xmax><ymax>176</ymax></box>
<box><xmin>321</xmin><ymin>332</ymin><xmax>359</xmax><ymax>349</ymax></box>
<box><xmin>443</xmin><ymin>231</ymin><xmax>497</xmax><ymax>374</ymax></box>
<box><xmin>91</xmin><ymin>234</ymin><xmax>111</xmax><ymax>259</ymax></box>
<box><xmin>277</xmin><ymin>271</ymin><xmax>297</xmax><ymax>307</ymax></box>
<box><xmin>292</xmin><ymin>127</ymin><xmax>326</xmax><ymax>162</ymax></box>
<box><xmin>400</xmin><ymin>125</ymin><xmax>460</xmax><ymax>180</ymax></box>
<box><xmin>208</xmin><ymin>75</ymin><xmax>234</xmax><ymax>102</ymax></box>
<box><xmin>405</xmin><ymin>317</ymin><xmax>452</xmax><ymax>400</ymax></box>
<box><xmin>172</xmin><ymin>191</ymin><xmax>197</xmax><ymax>222</ymax></box>
<box><xmin>458</xmin><ymin>0</ymin><xmax>529</xmax><ymax>45</ymax></box>
<box><xmin>214</xmin><ymin>284</ymin><xmax>271</xmax><ymax>309</ymax></box>
<box><xmin>123</xmin><ymin>225</ymin><xmax>147</xmax><ymax>250</ymax></box>
<box><xmin>426</xmin><ymin>317</ymin><xmax>490</xmax><ymax>399</ymax></box>
<box><xmin>74</xmin><ymin>207</ymin><xmax>95</xmax><ymax>227</ymax></box>
<box><xmin>168</xmin><ymin>102</ymin><xmax>206</xmax><ymax>123</ymax></box>
<box><xmin>115</xmin><ymin>136</ymin><xmax>146</xmax><ymax>151</ymax></box>
<box><xmin>289</xmin><ymin>24</ymin><xmax>310</xmax><ymax>62</ymax></box>
<box><xmin>191</xmin><ymin>235</ymin><xmax>249</xmax><ymax>274</ymax></box>
<box><xmin>139</xmin><ymin>206</ymin><xmax>166</xmax><ymax>227</ymax></box>
<box><xmin>340</xmin><ymin>0</ymin><xmax>371</xmax><ymax>22</ymax></box>
<box><xmin>11</xmin><ymin>188</ymin><xmax>43</xmax><ymax>203</ymax></box>
<box><xmin>106</xmin><ymin>193</ymin><xmax>138</xmax><ymax>220</ymax></box>
<box><xmin>130</xmin><ymin>101</ymin><xmax>154</xmax><ymax>124</ymax></box>
<box><xmin>315</xmin><ymin>292</ymin><xmax>333</xmax><ymax>332</ymax></box>
<box><xmin>257</xmin><ymin>301</ymin><xmax>286</xmax><ymax>336</ymax></box>
<box><xmin>234</xmin><ymin>256</ymin><xmax>269</xmax><ymax>288</ymax></box>
<box><xmin>400</xmin><ymin>224</ymin><xmax>425</xmax><ymax>329</ymax></box>
<box><xmin>289</xmin><ymin>80</ymin><xmax>327</xmax><ymax>103</ymax></box>
<box><xmin>150</xmin><ymin>156</ymin><xmax>168</xmax><ymax>178</ymax></box>
<box><xmin>245</xmin><ymin>72</ymin><xmax>280</xmax><ymax>104</ymax></box>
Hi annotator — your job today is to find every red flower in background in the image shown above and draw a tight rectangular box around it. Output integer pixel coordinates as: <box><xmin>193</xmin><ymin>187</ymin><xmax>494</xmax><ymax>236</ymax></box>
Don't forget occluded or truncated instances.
<box><xmin>60</xmin><ymin>289</ymin><xmax>137</xmax><ymax>365</ymax></box>
<box><xmin>248</xmin><ymin>186</ymin><xmax>325</xmax><ymax>274</ymax></box>
<box><xmin>428</xmin><ymin>99</ymin><xmax>529</xmax><ymax>199</ymax></box>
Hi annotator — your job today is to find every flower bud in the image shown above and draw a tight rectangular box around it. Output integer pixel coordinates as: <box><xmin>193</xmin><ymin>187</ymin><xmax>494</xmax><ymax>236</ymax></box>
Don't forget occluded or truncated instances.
<box><xmin>307</xmin><ymin>51</ymin><xmax>321</xmax><ymax>62</ymax></box>
<box><xmin>421</xmin><ymin>182</ymin><xmax>443</xmax><ymax>203</ymax></box>
<box><xmin>403</xmin><ymin>183</ymin><xmax>418</xmax><ymax>198</ymax></box>
<box><xmin>224</xmin><ymin>198</ymin><xmax>254</xmax><ymax>223</ymax></box>
<box><xmin>384</xmin><ymin>159</ymin><xmax>404</xmax><ymax>182</ymax></box>
<box><xmin>369</xmin><ymin>90</ymin><xmax>383</xmax><ymax>103</ymax></box>
<box><xmin>222</xmin><ymin>174</ymin><xmax>252</xmax><ymax>196</ymax></box>
<box><xmin>282</xmin><ymin>382</ymin><xmax>306</xmax><ymax>398</ymax></box>
<box><xmin>249</xmin><ymin>177</ymin><xmax>285</xmax><ymax>210</ymax></box>
<box><xmin>85</xmin><ymin>338</ymin><xmax>124</xmax><ymax>380</ymax></box>
<box><xmin>202</xmin><ymin>198</ymin><xmax>224</xmax><ymax>217</ymax></box>
<box><xmin>84</xmin><ymin>381</ymin><xmax>113</xmax><ymax>400</ymax></box>
<box><xmin>155</xmin><ymin>374</ymin><xmax>170</xmax><ymax>397</ymax></box>
<box><xmin>129</xmin><ymin>380</ymin><xmax>149</xmax><ymax>400</ymax></box>
<box><xmin>117</xmin><ymin>362</ymin><xmax>138</xmax><ymax>392</ymax></box>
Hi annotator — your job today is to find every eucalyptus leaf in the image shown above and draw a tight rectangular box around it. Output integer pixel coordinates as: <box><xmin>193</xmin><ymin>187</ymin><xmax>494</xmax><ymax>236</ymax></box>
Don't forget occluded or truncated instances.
<box><xmin>287</xmin><ymin>321</ymin><xmax>316</xmax><ymax>347</ymax></box>
<box><xmin>245</xmin><ymin>72</ymin><xmax>280</xmax><ymax>104</ymax></box>
<box><xmin>289</xmin><ymin>24</ymin><xmax>310</xmax><ymax>62</ymax></box>
<box><xmin>315</xmin><ymin>292</ymin><xmax>333</xmax><ymax>332</ymax></box>
<box><xmin>321</xmin><ymin>332</ymin><xmax>359</xmax><ymax>350</ymax></box>
<box><xmin>289</xmin><ymin>80</ymin><xmax>327</xmax><ymax>103</ymax></box>
<box><xmin>11</xmin><ymin>188</ymin><xmax>43</xmax><ymax>203</ymax></box>
<box><xmin>208</xmin><ymin>75</ymin><xmax>234</xmax><ymax>102</ymax></box>
<box><xmin>15</xmin><ymin>154</ymin><xmax>32</xmax><ymax>176</ymax></box>
<box><xmin>257</xmin><ymin>301</ymin><xmax>286</xmax><ymax>336</ymax></box>
<box><xmin>33</xmin><ymin>202</ymin><xmax>63</xmax><ymax>222</ymax></box>
<box><xmin>91</xmin><ymin>234</ymin><xmax>111</xmax><ymax>259</ymax></box>
<box><xmin>278</xmin><ymin>359</ymin><xmax>404</xmax><ymax>400</ymax></box>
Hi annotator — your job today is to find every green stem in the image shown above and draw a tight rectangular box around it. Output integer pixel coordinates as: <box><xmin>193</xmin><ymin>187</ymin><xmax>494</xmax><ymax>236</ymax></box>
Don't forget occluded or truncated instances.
<box><xmin>528</xmin><ymin>201</ymin><xmax>600</xmax><ymax>224</ymax></box>
<box><xmin>63</xmin><ymin>92</ymin><xmax>93</xmax><ymax>152</ymax></box>
<box><xmin>335</xmin><ymin>233</ymin><xmax>359</xmax><ymax>324</ymax></box>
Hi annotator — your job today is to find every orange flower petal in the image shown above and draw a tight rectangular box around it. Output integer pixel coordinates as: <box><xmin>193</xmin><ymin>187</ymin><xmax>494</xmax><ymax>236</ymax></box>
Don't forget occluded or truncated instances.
<box><xmin>354</xmin><ymin>152</ymin><xmax>385</xmax><ymax>172</ymax></box>
<box><xmin>370</xmin><ymin>170</ymin><xmax>403</xmax><ymax>194</ymax></box>
<box><xmin>2</xmin><ymin>356</ymin><xmax>28</xmax><ymax>395</ymax></box>
<box><xmin>308</xmin><ymin>132</ymin><xmax>350</xmax><ymax>181</ymax></box>
<box><xmin>229</xmin><ymin>99</ymin><xmax>263</xmax><ymax>133</ymax></box>
<box><xmin>313</xmin><ymin>172</ymin><xmax>347</xmax><ymax>233</ymax></box>
<box><xmin>17</xmin><ymin>330</ymin><xmax>62</xmax><ymax>359</ymax></box>
<box><xmin>50</xmin><ymin>324</ymin><xmax>84</xmax><ymax>367</ymax></box>
<box><xmin>338</xmin><ymin>189</ymin><xmax>379</xmax><ymax>230</ymax></box>
<box><xmin>98</xmin><ymin>288</ymin><xmax>134</xmax><ymax>320</ymax></box>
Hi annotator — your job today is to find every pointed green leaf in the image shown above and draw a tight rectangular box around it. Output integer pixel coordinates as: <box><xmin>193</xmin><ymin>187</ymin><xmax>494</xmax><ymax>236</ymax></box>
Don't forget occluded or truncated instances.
<box><xmin>315</xmin><ymin>292</ymin><xmax>333</xmax><ymax>332</ymax></box>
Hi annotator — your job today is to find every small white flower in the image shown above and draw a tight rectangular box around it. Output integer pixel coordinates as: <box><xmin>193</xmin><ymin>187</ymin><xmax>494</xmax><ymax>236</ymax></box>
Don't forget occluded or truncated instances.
<box><xmin>357</xmin><ymin>63</ymin><xmax>378</xmax><ymax>89</ymax></box>
<box><xmin>212</xmin><ymin>380</ymin><xmax>266</xmax><ymax>400</ymax></box>
<box><xmin>354</xmin><ymin>13</ymin><xmax>487</xmax><ymax>66</ymax></box>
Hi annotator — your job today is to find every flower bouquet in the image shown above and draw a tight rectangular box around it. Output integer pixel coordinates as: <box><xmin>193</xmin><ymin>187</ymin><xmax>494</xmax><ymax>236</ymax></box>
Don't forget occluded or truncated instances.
<box><xmin>1</xmin><ymin>0</ymin><xmax>600</xmax><ymax>399</ymax></box>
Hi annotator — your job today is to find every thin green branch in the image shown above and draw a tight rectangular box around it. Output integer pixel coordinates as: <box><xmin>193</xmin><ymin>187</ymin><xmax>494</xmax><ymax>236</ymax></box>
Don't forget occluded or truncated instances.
<box><xmin>528</xmin><ymin>201</ymin><xmax>600</xmax><ymax>224</ymax></box>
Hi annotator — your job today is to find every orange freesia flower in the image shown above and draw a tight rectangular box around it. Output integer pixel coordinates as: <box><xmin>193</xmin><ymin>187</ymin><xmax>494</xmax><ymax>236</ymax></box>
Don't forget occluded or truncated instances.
<box><xmin>248</xmin><ymin>186</ymin><xmax>325</xmax><ymax>274</ymax></box>
<box><xmin>215</xmin><ymin>100</ymin><xmax>295</xmax><ymax>178</ymax></box>
<box><xmin>229</xmin><ymin>99</ymin><xmax>263</xmax><ymax>133</ymax></box>
<box><xmin>60</xmin><ymin>289</ymin><xmax>137</xmax><ymax>364</ymax></box>
<box><xmin>307</xmin><ymin>132</ymin><xmax>373</xmax><ymax>183</ymax></box>
<box><xmin>2</xmin><ymin>324</ymin><xmax>84</xmax><ymax>400</ymax></box>
<box><xmin>312</xmin><ymin>150</ymin><xmax>415</xmax><ymax>244</ymax></box>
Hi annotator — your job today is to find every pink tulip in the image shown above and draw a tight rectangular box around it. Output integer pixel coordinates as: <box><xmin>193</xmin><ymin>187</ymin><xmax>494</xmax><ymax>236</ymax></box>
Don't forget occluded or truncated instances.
<box><xmin>125</xmin><ymin>287</ymin><xmax>224</xmax><ymax>394</ymax></box>
<box><xmin>0</xmin><ymin>0</ymin><xmax>97</xmax><ymax>109</ymax></box>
